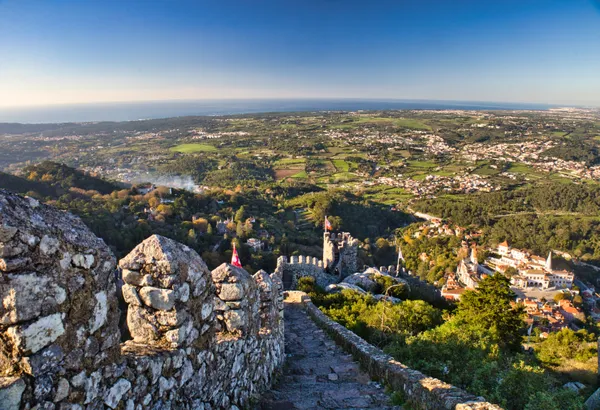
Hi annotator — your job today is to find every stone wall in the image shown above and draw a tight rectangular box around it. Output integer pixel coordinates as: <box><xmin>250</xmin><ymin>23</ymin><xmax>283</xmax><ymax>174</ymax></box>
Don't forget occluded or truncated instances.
<box><xmin>399</xmin><ymin>271</ymin><xmax>449</xmax><ymax>308</ymax></box>
<box><xmin>275</xmin><ymin>255</ymin><xmax>338</xmax><ymax>290</ymax></box>
<box><xmin>287</xmin><ymin>291</ymin><xmax>503</xmax><ymax>410</ymax></box>
<box><xmin>0</xmin><ymin>190</ymin><xmax>284</xmax><ymax>409</ymax></box>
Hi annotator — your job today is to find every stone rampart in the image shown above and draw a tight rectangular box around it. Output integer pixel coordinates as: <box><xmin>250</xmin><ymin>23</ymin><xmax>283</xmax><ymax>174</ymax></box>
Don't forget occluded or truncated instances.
<box><xmin>0</xmin><ymin>190</ymin><xmax>284</xmax><ymax>409</ymax></box>
<box><xmin>288</xmin><ymin>291</ymin><xmax>503</xmax><ymax>410</ymax></box>
<box><xmin>275</xmin><ymin>255</ymin><xmax>337</xmax><ymax>290</ymax></box>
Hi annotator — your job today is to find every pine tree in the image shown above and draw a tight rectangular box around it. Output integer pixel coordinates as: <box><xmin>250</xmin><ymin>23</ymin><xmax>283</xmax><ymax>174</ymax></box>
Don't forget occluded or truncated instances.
<box><xmin>457</xmin><ymin>273</ymin><xmax>525</xmax><ymax>351</ymax></box>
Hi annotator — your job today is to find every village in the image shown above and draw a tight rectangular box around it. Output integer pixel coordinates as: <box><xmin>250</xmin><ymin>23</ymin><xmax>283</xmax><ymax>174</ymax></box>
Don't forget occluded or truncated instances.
<box><xmin>373</xmin><ymin>172</ymin><xmax>499</xmax><ymax>197</ymax></box>
<box><xmin>399</xmin><ymin>215</ymin><xmax>598</xmax><ymax>337</ymax></box>
<box><xmin>439</xmin><ymin>236</ymin><xmax>597</xmax><ymax>338</ymax></box>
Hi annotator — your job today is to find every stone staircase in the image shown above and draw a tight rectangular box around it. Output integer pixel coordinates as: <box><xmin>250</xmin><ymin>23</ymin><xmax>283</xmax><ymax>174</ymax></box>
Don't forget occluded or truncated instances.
<box><xmin>258</xmin><ymin>299</ymin><xmax>401</xmax><ymax>410</ymax></box>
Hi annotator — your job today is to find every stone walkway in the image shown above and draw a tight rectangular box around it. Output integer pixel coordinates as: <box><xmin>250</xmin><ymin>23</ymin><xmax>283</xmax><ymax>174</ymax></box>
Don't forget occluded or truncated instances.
<box><xmin>258</xmin><ymin>302</ymin><xmax>401</xmax><ymax>410</ymax></box>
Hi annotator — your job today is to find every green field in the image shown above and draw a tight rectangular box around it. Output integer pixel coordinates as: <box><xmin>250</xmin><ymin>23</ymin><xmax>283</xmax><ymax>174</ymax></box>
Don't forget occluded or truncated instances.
<box><xmin>393</xmin><ymin>118</ymin><xmax>432</xmax><ymax>130</ymax></box>
<box><xmin>406</xmin><ymin>160</ymin><xmax>438</xmax><ymax>169</ymax></box>
<box><xmin>332</xmin><ymin>159</ymin><xmax>350</xmax><ymax>172</ymax></box>
<box><xmin>291</xmin><ymin>171</ymin><xmax>308</xmax><ymax>179</ymax></box>
<box><xmin>170</xmin><ymin>143</ymin><xmax>218</xmax><ymax>153</ymax></box>
<box><xmin>329</xmin><ymin>116</ymin><xmax>431</xmax><ymax>131</ymax></box>
<box><xmin>473</xmin><ymin>162</ymin><xmax>501</xmax><ymax>176</ymax></box>
<box><xmin>508</xmin><ymin>163</ymin><xmax>536</xmax><ymax>174</ymax></box>
<box><xmin>274</xmin><ymin>158</ymin><xmax>306</xmax><ymax>166</ymax></box>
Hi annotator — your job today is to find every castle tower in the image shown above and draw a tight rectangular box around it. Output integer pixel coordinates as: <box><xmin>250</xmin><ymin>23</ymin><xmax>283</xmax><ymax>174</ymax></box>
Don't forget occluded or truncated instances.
<box><xmin>396</xmin><ymin>243</ymin><xmax>404</xmax><ymax>275</ymax></box>
<box><xmin>470</xmin><ymin>246</ymin><xmax>478</xmax><ymax>265</ymax></box>
<box><xmin>323</xmin><ymin>231</ymin><xmax>358</xmax><ymax>277</ymax></box>
<box><xmin>545</xmin><ymin>251</ymin><xmax>553</xmax><ymax>271</ymax></box>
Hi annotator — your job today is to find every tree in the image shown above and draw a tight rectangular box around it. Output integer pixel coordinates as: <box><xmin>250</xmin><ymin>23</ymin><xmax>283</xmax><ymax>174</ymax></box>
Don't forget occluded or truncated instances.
<box><xmin>156</xmin><ymin>204</ymin><xmax>173</xmax><ymax>216</ymax></box>
<box><xmin>235</xmin><ymin>206</ymin><xmax>246</xmax><ymax>222</ymax></box>
<box><xmin>553</xmin><ymin>292</ymin><xmax>566</xmax><ymax>303</ymax></box>
<box><xmin>148</xmin><ymin>196</ymin><xmax>161</xmax><ymax>208</ymax></box>
<box><xmin>187</xmin><ymin>229</ymin><xmax>197</xmax><ymax>246</ymax></box>
<box><xmin>456</xmin><ymin>273</ymin><xmax>525</xmax><ymax>351</ymax></box>
<box><xmin>193</xmin><ymin>217</ymin><xmax>209</xmax><ymax>232</ymax></box>
<box><xmin>236</xmin><ymin>221</ymin><xmax>245</xmax><ymax>239</ymax></box>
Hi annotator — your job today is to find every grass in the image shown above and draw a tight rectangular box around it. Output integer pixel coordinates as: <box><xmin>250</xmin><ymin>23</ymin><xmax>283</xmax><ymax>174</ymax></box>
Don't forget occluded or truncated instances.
<box><xmin>331</xmin><ymin>172</ymin><xmax>357</xmax><ymax>181</ymax></box>
<box><xmin>473</xmin><ymin>162</ymin><xmax>501</xmax><ymax>176</ymax></box>
<box><xmin>393</xmin><ymin>118</ymin><xmax>431</xmax><ymax>130</ymax></box>
<box><xmin>274</xmin><ymin>158</ymin><xmax>306</xmax><ymax>166</ymax></box>
<box><xmin>406</xmin><ymin>160</ymin><xmax>438</xmax><ymax>169</ymax></box>
<box><xmin>291</xmin><ymin>170</ymin><xmax>308</xmax><ymax>179</ymax></box>
<box><xmin>549</xmin><ymin>131</ymin><xmax>567</xmax><ymax>138</ymax></box>
<box><xmin>332</xmin><ymin>159</ymin><xmax>350</xmax><ymax>172</ymax></box>
<box><xmin>170</xmin><ymin>143</ymin><xmax>217</xmax><ymax>153</ymax></box>
<box><xmin>411</xmin><ymin>173</ymin><xmax>429</xmax><ymax>181</ymax></box>
<box><xmin>274</xmin><ymin>169</ymin><xmax>303</xmax><ymax>180</ymax></box>
<box><xmin>329</xmin><ymin>116</ymin><xmax>431</xmax><ymax>131</ymax></box>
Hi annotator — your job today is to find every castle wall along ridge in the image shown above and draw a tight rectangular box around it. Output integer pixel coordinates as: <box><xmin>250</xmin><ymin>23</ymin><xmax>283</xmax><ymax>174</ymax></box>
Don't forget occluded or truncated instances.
<box><xmin>0</xmin><ymin>190</ymin><xmax>284</xmax><ymax>409</ymax></box>
<box><xmin>0</xmin><ymin>189</ymin><xmax>501</xmax><ymax>409</ymax></box>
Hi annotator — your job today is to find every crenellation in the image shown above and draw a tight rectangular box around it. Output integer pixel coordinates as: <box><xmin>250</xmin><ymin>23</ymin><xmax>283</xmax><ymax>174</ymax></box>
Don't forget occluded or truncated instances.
<box><xmin>0</xmin><ymin>190</ymin><xmax>284</xmax><ymax>409</ymax></box>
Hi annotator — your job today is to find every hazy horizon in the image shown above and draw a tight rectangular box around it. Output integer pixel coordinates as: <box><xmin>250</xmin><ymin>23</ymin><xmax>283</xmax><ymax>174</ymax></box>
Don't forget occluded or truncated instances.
<box><xmin>0</xmin><ymin>96</ymin><xmax>596</xmax><ymax>110</ymax></box>
<box><xmin>0</xmin><ymin>98</ymin><xmax>576</xmax><ymax>124</ymax></box>
<box><xmin>1</xmin><ymin>0</ymin><xmax>600</xmax><ymax>108</ymax></box>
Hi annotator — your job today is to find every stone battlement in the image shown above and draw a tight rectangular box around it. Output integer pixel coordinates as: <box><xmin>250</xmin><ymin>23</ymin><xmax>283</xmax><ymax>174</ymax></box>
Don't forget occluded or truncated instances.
<box><xmin>286</xmin><ymin>255</ymin><xmax>324</xmax><ymax>268</ymax></box>
<box><xmin>0</xmin><ymin>190</ymin><xmax>284</xmax><ymax>409</ymax></box>
<box><xmin>275</xmin><ymin>255</ymin><xmax>338</xmax><ymax>290</ymax></box>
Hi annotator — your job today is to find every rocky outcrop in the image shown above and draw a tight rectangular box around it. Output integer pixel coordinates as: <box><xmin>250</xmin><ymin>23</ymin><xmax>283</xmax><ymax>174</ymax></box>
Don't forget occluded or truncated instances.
<box><xmin>341</xmin><ymin>267</ymin><xmax>409</xmax><ymax>294</ymax></box>
<box><xmin>0</xmin><ymin>190</ymin><xmax>284</xmax><ymax>409</ymax></box>
<box><xmin>325</xmin><ymin>282</ymin><xmax>368</xmax><ymax>294</ymax></box>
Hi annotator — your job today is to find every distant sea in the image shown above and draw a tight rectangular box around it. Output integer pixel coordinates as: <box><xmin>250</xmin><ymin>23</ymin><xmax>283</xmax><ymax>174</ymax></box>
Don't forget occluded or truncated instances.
<box><xmin>0</xmin><ymin>99</ymin><xmax>563</xmax><ymax>124</ymax></box>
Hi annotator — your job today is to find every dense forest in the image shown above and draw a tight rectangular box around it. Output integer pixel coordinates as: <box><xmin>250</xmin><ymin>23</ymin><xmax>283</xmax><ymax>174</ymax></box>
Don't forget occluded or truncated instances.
<box><xmin>0</xmin><ymin>162</ymin><xmax>406</xmax><ymax>273</ymax></box>
<box><xmin>413</xmin><ymin>182</ymin><xmax>600</xmax><ymax>263</ymax></box>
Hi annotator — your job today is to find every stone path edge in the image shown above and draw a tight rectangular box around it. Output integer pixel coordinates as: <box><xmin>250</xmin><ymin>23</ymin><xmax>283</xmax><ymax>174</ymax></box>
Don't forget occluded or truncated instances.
<box><xmin>285</xmin><ymin>291</ymin><xmax>503</xmax><ymax>410</ymax></box>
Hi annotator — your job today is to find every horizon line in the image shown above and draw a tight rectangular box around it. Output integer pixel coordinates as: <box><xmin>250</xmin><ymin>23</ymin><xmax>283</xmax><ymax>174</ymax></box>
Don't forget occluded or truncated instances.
<box><xmin>1</xmin><ymin>97</ymin><xmax>598</xmax><ymax>110</ymax></box>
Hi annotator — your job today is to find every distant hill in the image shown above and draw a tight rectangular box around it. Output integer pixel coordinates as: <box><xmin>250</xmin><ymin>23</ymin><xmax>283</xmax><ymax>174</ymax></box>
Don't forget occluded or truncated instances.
<box><xmin>0</xmin><ymin>123</ymin><xmax>73</xmax><ymax>135</ymax></box>
<box><xmin>19</xmin><ymin>161</ymin><xmax>122</xmax><ymax>195</ymax></box>
<box><xmin>0</xmin><ymin>171</ymin><xmax>57</xmax><ymax>197</ymax></box>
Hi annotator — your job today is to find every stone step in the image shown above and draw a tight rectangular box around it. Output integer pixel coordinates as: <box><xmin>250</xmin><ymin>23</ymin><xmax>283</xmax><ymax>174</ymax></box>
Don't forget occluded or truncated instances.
<box><xmin>257</xmin><ymin>303</ymin><xmax>401</xmax><ymax>410</ymax></box>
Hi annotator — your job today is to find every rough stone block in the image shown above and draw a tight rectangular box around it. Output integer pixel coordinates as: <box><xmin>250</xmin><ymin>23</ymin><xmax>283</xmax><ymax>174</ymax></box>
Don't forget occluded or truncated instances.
<box><xmin>72</xmin><ymin>254</ymin><xmax>94</xmax><ymax>269</ymax></box>
<box><xmin>122</xmin><ymin>284</ymin><xmax>142</xmax><ymax>306</ymax></box>
<box><xmin>127</xmin><ymin>305</ymin><xmax>159</xmax><ymax>342</ymax></box>
<box><xmin>219</xmin><ymin>283</ymin><xmax>244</xmax><ymax>301</ymax></box>
<box><xmin>139</xmin><ymin>287</ymin><xmax>175</xmax><ymax>311</ymax></box>
<box><xmin>39</xmin><ymin>235</ymin><xmax>59</xmax><ymax>256</ymax></box>
<box><xmin>21</xmin><ymin>344</ymin><xmax>64</xmax><ymax>376</ymax></box>
<box><xmin>7</xmin><ymin>313</ymin><xmax>65</xmax><ymax>354</ymax></box>
<box><xmin>104</xmin><ymin>378</ymin><xmax>131</xmax><ymax>409</ymax></box>
<box><xmin>0</xmin><ymin>376</ymin><xmax>26</xmax><ymax>410</ymax></box>
<box><xmin>0</xmin><ymin>273</ymin><xmax>66</xmax><ymax>325</ymax></box>
<box><xmin>89</xmin><ymin>291</ymin><xmax>108</xmax><ymax>334</ymax></box>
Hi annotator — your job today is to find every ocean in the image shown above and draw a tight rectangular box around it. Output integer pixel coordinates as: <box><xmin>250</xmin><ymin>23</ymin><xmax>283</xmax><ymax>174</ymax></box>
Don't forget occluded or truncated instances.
<box><xmin>0</xmin><ymin>99</ymin><xmax>562</xmax><ymax>124</ymax></box>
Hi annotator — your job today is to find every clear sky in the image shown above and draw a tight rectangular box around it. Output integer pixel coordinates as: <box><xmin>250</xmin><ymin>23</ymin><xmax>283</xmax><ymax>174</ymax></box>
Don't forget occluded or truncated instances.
<box><xmin>1</xmin><ymin>0</ymin><xmax>600</xmax><ymax>107</ymax></box>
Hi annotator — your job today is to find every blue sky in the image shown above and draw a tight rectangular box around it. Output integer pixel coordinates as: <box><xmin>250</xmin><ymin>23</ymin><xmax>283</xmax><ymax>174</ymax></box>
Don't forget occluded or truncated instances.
<box><xmin>1</xmin><ymin>0</ymin><xmax>599</xmax><ymax>107</ymax></box>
